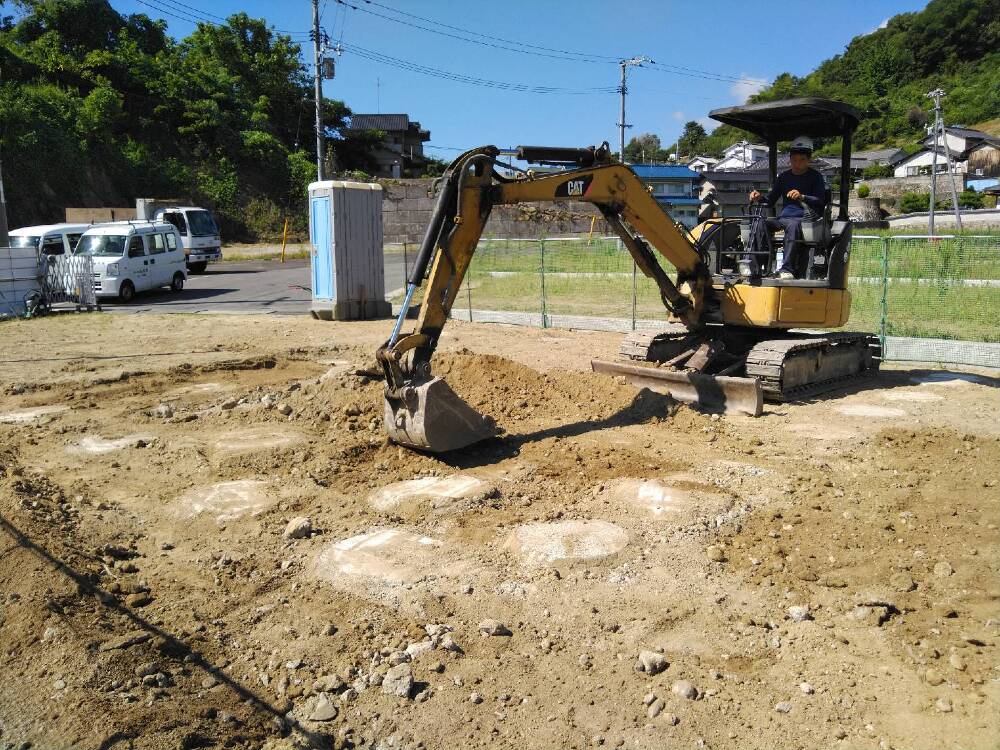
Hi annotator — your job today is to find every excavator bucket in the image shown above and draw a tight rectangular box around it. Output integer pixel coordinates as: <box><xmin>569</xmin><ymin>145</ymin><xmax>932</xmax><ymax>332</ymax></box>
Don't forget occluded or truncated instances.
<box><xmin>383</xmin><ymin>377</ymin><xmax>499</xmax><ymax>452</ymax></box>
<box><xmin>591</xmin><ymin>360</ymin><xmax>763</xmax><ymax>417</ymax></box>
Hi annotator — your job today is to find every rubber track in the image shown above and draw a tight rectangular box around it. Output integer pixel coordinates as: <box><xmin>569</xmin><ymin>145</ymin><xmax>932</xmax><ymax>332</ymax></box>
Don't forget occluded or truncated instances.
<box><xmin>745</xmin><ymin>332</ymin><xmax>882</xmax><ymax>400</ymax></box>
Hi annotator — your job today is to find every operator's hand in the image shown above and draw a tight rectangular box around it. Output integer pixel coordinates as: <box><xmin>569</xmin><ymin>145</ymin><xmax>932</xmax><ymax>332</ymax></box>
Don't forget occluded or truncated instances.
<box><xmin>748</xmin><ymin>190</ymin><xmax>762</xmax><ymax>203</ymax></box>
<box><xmin>786</xmin><ymin>189</ymin><xmax>803</xmax><ymax>201</ymax></box>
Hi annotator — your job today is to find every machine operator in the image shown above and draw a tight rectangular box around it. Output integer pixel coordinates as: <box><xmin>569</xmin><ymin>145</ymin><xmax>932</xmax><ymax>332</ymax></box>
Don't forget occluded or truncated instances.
<box><xmin>748</xmin><ymin>136</ymin><xmax>827</xmax><ymax>279</ymax></box>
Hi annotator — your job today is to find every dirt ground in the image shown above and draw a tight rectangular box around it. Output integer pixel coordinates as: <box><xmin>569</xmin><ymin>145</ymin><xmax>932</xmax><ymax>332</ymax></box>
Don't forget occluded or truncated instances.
<box><xmin>0</xmin><ymin>312</ymin><xmax>998</xmax><ymax>750</ymax></box>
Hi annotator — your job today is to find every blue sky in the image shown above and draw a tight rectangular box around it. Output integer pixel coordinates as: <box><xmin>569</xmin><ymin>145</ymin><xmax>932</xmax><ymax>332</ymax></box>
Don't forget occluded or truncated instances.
<box><xmin>112</xmin><ymin>0</ymin><xmax>928</xmax><ymax>155</ymax></box>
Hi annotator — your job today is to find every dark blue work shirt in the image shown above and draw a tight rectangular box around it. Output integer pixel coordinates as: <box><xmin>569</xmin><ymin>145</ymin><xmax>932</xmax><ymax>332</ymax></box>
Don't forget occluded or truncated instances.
<box><xmin>765</xmin><ymin>167</ymin><xmax>827</xmax><ymax>219</ymax></box>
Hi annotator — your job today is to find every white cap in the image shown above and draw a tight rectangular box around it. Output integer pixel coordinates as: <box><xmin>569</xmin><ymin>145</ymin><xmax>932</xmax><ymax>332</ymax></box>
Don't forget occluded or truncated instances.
<box><xmin>790</xmin><ymin>136</ymin><xmax>814</xmax><ymax>153</ymax></box>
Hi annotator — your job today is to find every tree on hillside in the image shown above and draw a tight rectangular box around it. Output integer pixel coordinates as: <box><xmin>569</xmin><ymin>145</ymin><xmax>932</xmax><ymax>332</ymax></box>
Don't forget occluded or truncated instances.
<box><xmin>676</xmin><ymin>121</ymin><xmax>708</xmax><ymax>158</ymax></box>
<box><xmin>0</xmin><ymin>0</ymin><xmax>384</xmax><ymax>239</ymax></box>
<box><xmin>624</xmin><ymin>132</ymin><xmax>663</xmax><ymax>163</ymax></box>
<box><xmin>746</xmin><ymin>0</ymin><xmax>1000</xmax><ymax>149</ymax></box>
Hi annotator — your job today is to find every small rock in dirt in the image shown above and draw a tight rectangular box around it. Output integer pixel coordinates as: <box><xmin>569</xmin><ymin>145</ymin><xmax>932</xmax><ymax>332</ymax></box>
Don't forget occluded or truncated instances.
<box><xmin>924</xmin><ymin>668</ymin><xmax>944</xmax><ymax>686</ymax></box>
<box><xmin>774</xmin><ymin>701</ymin><xmax>793</xmax><ymax>713</ymax></box>
<box><xmin>99</xmin><ymin>631</ymin><xmax>151</xmax><ymax>651</ymax></box>
<box><xmin>834</xmin><ymin>728</ymin><xmax>847</xmax><ymax>740</ymax></box>
<box><xmin>890</xmin><ymin>572</ymin><xmax>916</xmax><ymax>592</ymax></box>
<box><xmin>201</xmin><ymin>675</ymin><xmax>218</xmax><ymax>689</ymax></box>
<box><xmin>706</xmin><ymin>545</ymin><xmax>725</xmax><ymax>563</ymax></box>
<box><xmin>126</xmin><ymin>592</ymin><xmax>152</xmax><ymax>608</ymax></box>
<box><xmin>283</xmin><ymin>516</ymin><xmax>312</xmax><ymax>539</ymax></box>
<box><xmin>406</xmin><ymin>640</ymin><xmax>434</xmax><ymax>658</ymax></box>
<box><xmin>381</xmin><ymin>664</ymin><xmax>414</xmax><ymax>699</ymax></box>
<box><xmin>135</xmin><ymin>662</ymin><xmax>161</xmax><ymax>678</ymax></box>
<box><xmin>934</xmin><ymin>561</ymin><xmax>954</xmax><ymax>577</ymax></box>
<box><xmin>479</xmin><ymin>619</ymin><xmax>512</xmax><ymax>636</ymax></box>
<box><xmin>643</xmin><ymin>693</ymin><xmax>657</xmax><ymax>707</ymax></box>
<box><xmin>948</xmin><ymin>653</ymin><xmax>966</xmax><ymax>671</ymax></box>
<box><xmin>469</xmin><ymin>692</ymin><xmax>483</xmax><ymax>704</ymax></box>
<box><xmin>671</xmin><ymin>680</ymin><xmax>698</xmax><ymax>700</ymax></box>
<box><xmin>799</xmin><ymin>682</ymin><xmax>814</xmax><ymax>694</ymax></box>
<box><xmin>646</xmin><ymin>697</ymin><xmax>665</xmax><ymax>719</ymax></box>
<box><xmin>309</xmin><ymin>693</ymin><xmax>338</xmax><ymax>721</ymax></box>
<box><xmin>386</xmin><ymin>650</ymin><xmax>410</xmax><ymax>666</ymax></box>
<box><xmin>277</xmin><ymin>403</ymin><xmax>293</xmax><ymax>416</ymax></box>
<box><xmin>344</xmin><ymin>404</ymin><xmax>361</xmax><ymax>417</ymax></box>
<box><xmin>635</xmin><ymin>650</ymin><xmax>668</xmax><ymax>676</ymax></box>
<box><xmin>154</xmin><ymin>404</ymin><xmax>173</xmax><ymax>419</ymax></box>
<box><xmin>261</xmin><ymin>394</ymin><xmax>277</xmax><ymax>408</ymax></box>
<box><xmin>438</xmin><ymin>634</ymin><xmax>463</xmax><ymax>654</ymax></box>
<box><xmin>664</xmin><ymin>713</ymin><xmax>679</xmax><ymax>726</ymax></box>
<box><xmin>788</xmin><ymin>605</ymin><xmax>811</xmax><ymax>622</ymax></box>
<box><xmin>53</xmin><ymin>679</ymin><xmax>66</xmax><ymax>690</ymax></box>
<box><xmin>321</xmin><ymin>623</ymin><xmax>337</xmax><ymax>636</ymax></box>
<box><xmin>221</xmin><ymin>400</ymin><xmax>238</xmax><ymax>410</ymax></box>
<box><xmin>934</xmin><ymin>697</ymin><xmax>953</xmax><ymax>713</ymax></box>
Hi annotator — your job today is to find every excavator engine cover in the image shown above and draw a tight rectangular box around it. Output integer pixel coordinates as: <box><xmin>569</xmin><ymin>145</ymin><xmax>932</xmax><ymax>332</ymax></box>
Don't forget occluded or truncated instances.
<box><xmin>383</xmin><ymin>377</ymin><xmax>499</xmax><ymax>452</ymax></box>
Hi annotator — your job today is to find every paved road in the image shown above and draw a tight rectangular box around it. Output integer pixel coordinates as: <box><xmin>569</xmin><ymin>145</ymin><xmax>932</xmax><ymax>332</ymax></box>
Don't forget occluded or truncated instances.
<box><xmin>100</xmin><ymin>260</ymin><xmax>313</xmax><ymax>315</ymax></box>
<box><xmin>98</xmin><ymin>256</ymin><xmax>409</xmax><ymax>315</ymax></box>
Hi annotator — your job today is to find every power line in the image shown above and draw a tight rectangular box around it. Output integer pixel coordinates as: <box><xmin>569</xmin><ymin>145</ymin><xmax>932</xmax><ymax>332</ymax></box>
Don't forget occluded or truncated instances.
<box><xmin>340</xmin><ymin>42</ymin><xmax>619</xmax><ymax>95</ymax></box>
<box><xmin>134</xmin><ymin>0</ymin><xmax>313</xmax><ymax>38</ymax></box>
<box><xmin>334</xmin><ymin>0</ymin><xmax>768</xmax><ymax>84</ymax></box>
<box><xmin>333</xmin><ymin>0</ymin><xmax>614</xmax><ymax>64</ymax></box>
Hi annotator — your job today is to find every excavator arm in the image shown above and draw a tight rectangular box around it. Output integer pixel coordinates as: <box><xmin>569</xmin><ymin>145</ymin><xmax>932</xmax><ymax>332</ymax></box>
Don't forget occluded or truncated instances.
<box><xmin>375</xmin><ymin>144</ymin><xmax>717</xmax><ymax>452</ymax></box>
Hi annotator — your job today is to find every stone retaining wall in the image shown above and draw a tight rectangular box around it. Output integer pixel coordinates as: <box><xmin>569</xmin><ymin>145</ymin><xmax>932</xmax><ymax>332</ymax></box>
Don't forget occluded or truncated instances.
<box><xmin>379</xmin><ymin>178</ymin><xmax>609</xmax><ymax>244</ymax></box>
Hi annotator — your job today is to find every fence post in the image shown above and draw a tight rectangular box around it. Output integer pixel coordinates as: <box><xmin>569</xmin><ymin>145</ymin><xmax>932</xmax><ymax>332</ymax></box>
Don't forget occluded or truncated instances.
<box><xmin>879</xmin><ymin>236</ymin><xmax>890</xmax><ymax>355</ymax></box>
<box><xmin>539</xmin><ymin>238</ymin><xmax>547</xmax><ymax>328</ymax></box>
<box><xmin>631</xmin><ymin>260</ymin><xmax>637</xmax><ymax>331</ymax></box>
<box><xmin>402</xmin><ymin>241</ymin><xmax>408</xmax><ymax>279</ymax></box>
<box><xmin>466</xmin><ymin>263</ymin><xmax>473</xmax><ymax>322</ymax></box>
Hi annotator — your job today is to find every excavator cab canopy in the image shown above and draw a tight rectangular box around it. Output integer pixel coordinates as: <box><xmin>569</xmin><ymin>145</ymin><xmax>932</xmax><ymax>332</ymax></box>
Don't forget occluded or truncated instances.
<box><xmin>708</xmin><ymin>97</ymin><xmax>861</xmax><ymax>220</ymax></box>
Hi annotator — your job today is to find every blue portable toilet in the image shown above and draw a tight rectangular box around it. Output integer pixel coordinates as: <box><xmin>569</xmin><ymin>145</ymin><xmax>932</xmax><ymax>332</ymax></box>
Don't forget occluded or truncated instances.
<box><xmin>308</xmin><ymin>180</ymin><xmax>391</xmax><ymax>320</ymax></box>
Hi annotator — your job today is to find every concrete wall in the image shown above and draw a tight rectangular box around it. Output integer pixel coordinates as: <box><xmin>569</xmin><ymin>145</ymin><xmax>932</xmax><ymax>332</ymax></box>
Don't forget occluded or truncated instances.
<box><xmin>886</xmin><ymin>207</ymin><xmax>1000</xmax><ymax>229</ymax></box>
<box><xmin>862</xmin><ymin>175</ymin><xmax>967</xmax><ymax>200</ymax></box>
<box><xmin>379</xmin><ymin>178</ymin><xmax>610</xmax><ymax>244</ymax></box>
<box><xmin>65</xmin><ymin>207</ymin><xmax>136</xmax><ymax>223</ymax></box>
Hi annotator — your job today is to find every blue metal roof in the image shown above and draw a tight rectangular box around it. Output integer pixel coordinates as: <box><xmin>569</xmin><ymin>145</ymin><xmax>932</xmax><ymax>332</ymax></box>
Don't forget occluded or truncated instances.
<box><xmin>629</xmin><ymin>164</ymin><xmax>699</xmax><ymax>179</ymax></box>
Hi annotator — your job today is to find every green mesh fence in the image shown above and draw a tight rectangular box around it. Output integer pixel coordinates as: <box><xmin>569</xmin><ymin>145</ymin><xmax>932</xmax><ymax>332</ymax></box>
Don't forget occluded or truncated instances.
<box><xmin>386</xmin><ymin>234</ymin><xmax>1000</xmax><ymax>368</ymax></box>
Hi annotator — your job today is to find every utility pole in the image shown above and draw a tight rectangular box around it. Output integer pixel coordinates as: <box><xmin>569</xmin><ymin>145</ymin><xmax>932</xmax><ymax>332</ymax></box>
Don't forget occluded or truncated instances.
<box><xmin>0</xmin><ymin>148</ymin><xmax>9</xmax><ymax>248</ymax></box>
<box><xmin>926</xmin><ymin>88</ymin><xmax>962</xmax><ymax>233</ymax></box>
<box><xmin>311</xmin><ymin>0</ymin><xmax>325</xmax><ymax>181</ymax></box>
<box><xmin>617</xmin><ymin>56</ymin><xmax>652</xmax><ymax>164</ymax></box>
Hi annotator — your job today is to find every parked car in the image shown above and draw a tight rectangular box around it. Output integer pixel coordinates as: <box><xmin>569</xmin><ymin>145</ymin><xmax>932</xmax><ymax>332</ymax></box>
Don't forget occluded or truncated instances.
<box><xmin>75</xmin><ymin>221</ymin><xmax>187</xmax><ymax>302</ymax></box>
<box><xmin>9</xmin><ymin>223</ymin><xmax>91</xmax><ymax>257</ymax></box>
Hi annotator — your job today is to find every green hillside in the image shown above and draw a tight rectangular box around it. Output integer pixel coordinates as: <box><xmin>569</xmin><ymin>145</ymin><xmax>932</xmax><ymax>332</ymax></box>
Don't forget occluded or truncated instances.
<box><xmin>0</xmin><ymin>0</ymin><xmax>382</xmax><ymax>239</ymax></box>
<box><xmin>689</xmin><ymin>0</ymin><xmax>1000</xmax><ymax>156</ymax></box>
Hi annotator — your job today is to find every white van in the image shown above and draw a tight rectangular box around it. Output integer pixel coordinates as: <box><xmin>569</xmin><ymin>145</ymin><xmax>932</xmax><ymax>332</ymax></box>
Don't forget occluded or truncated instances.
<box><xmin>75</xmin><ymin>221</ymin><xmax>187</xmax><ymax>302</ymax></box>
<box><xmin>9</xmin><ymin>223</ymin><xmax>91</xmax><ymax>257</ymax></box>
<box><xmin>152</xmin><ymin>206</ymin><xmax>222</xmax><ymax>273</ymax></box>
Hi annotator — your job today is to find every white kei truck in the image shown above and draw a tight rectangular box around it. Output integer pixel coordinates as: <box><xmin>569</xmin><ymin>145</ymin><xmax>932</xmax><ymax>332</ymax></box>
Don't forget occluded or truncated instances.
<box><xmin>135</xmin><ymin>199</ymin><xmax>223</xmax><ymax>274</ymax></box>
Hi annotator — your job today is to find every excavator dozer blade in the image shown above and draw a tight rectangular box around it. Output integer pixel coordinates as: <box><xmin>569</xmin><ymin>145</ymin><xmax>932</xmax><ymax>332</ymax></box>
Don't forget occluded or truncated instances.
<box><xmin>591</xmin><ymin>359</ymin><xmax>763</xmax><ymax>417</ymax></box>
<box><xmin>383</xmin><ymin>376</ymin><xmax>499</xmax><ymax>452</ymax></box>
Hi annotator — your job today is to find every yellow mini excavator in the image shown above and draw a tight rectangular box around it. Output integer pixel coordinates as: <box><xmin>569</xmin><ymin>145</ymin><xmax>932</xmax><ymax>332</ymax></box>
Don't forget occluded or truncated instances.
<box><xmin>376</xmin><ymin>98</ymin><xmax>880</xmax><ymax>452</ymax></box>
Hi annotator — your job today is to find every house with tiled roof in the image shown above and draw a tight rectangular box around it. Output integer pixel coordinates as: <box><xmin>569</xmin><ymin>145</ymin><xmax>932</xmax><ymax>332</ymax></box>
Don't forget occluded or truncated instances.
<box><xmin>342</xmin><ymin>114</ymin><xmax>431</xmax><ymax>177</ymax></box>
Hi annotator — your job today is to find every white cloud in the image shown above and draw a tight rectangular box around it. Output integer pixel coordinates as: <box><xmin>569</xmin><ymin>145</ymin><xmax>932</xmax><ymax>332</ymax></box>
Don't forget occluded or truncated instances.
<box><xmin>672</xmin><ymin>111</ymin><xmax>685</xmax><ymax>122</ymax></box>
<box><xmin>863</xmin><ymin>17</ymin><xmax>890</xmax><ymax>35</ymax></box>
<box><xmin>730</xmin><ymin>74</ymin><xmax>767</xmax><ymax>103</ymax></box>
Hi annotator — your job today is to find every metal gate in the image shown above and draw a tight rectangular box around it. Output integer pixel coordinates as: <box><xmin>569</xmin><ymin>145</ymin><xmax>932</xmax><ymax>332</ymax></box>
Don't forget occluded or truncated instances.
<box><xmin>41</xmin><ymin>254</ymin><xmax>99</xmax><ymax>309</ymax></box>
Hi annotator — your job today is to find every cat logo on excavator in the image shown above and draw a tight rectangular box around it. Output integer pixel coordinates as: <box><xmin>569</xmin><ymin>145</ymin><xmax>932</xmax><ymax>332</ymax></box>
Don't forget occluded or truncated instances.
<box><xmin>555</xmin><ymin>174</ymin><xmax>592</xmax><ymax>198</ymax></box>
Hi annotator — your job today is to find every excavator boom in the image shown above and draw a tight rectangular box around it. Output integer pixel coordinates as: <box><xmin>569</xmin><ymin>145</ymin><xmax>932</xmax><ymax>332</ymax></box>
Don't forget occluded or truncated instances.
<box><xmin>376</xmin><ymin>144</ymin><xmax>735</xmax><ymax>452</ymax></box>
